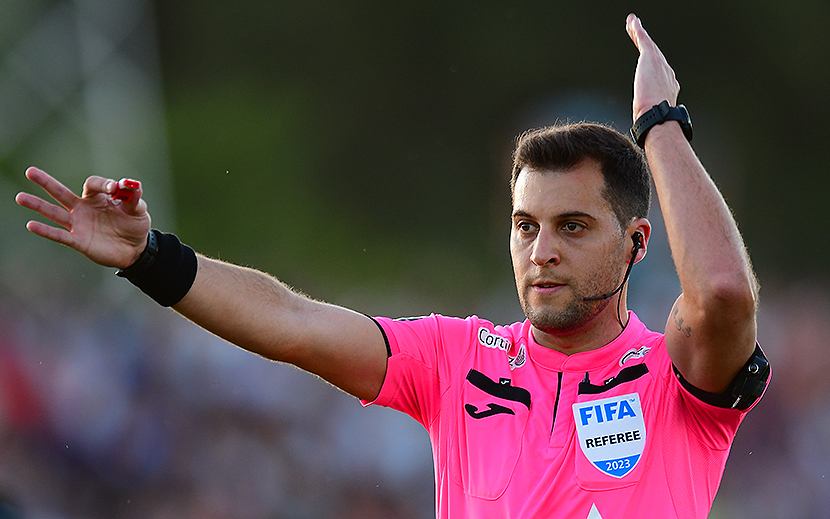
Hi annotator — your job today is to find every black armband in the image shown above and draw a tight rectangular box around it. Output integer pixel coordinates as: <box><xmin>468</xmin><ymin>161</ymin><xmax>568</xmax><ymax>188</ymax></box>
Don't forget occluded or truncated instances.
<box><xmin>116</xmin><ymin>230</ymin><xmax>198</xmax><ymax>307</ymax></box>
<box><xmin>673</xmin><ymin>344</ymin><xmax>770</xmax><ymax>411</ymax></box>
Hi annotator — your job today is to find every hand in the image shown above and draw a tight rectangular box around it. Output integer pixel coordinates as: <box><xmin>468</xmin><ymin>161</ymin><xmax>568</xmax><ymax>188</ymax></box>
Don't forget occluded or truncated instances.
<box><xmin>15</xmin><ymin>167</ymin><xmax>152</xmax><ymax>269</ymax></box>
<box><xmin>626</xmin><ymin>13</ymin><xmax>681</xmax><ymax>121</ymax></box>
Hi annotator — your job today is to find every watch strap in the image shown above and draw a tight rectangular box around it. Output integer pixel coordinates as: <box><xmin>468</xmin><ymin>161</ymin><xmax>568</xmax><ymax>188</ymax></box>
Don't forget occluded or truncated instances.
<box><xmin>116</xmin><ymin>230</ymin><xmax>158</xmax><ymax>278</ymax></box>
<box><xmin>630</xmin><ymin>100</ymin><xmax>693</xmax><ymax>148</ymax></box>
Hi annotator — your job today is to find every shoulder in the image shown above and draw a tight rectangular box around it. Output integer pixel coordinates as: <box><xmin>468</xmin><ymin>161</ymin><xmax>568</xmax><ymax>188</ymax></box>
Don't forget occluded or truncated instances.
<box><xmin>374</xmin><ymin>313</ymin><xmax>496</xmax><ymax>338</ymax></box>
<box><xmin>373</xmin><ymin>314</ymin><xmax>507</xmax><ymax>356</ymax></box>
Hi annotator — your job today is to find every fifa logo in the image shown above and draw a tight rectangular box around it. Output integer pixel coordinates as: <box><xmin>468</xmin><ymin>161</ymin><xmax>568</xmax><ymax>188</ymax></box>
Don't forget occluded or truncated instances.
<box><xmin>578</xmin><ymin>399</ymin><xmax>638</xmax><ymax>426</ymax></box>
<box><xmin>573</xmin><ymin>393</ymin><xmax>646</xmax><ymax>478</ymax></box>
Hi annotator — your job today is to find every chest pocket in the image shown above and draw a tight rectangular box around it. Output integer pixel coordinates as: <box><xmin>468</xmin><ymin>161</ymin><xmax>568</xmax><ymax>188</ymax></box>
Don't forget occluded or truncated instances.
<box><xmin>571</xmin><ymin>364</ymin><xmax>652</xmax><ymax>491</ymax></box>
<box><xmin>449</xmin><ymin>369</ymin><xmax>531</xmax><ymax>499</ymax></box>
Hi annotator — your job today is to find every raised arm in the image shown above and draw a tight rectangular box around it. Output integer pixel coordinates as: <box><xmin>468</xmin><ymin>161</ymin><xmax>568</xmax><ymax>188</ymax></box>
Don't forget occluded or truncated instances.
<box><xmin>16</xmin><ymin>168</ymin><xmax>389</xmax><ymax>401</ymax></box>
<box><xmin>626</xmin><ymin>14</ymin><xmax>758</xmax><ymax>393</ymax></box>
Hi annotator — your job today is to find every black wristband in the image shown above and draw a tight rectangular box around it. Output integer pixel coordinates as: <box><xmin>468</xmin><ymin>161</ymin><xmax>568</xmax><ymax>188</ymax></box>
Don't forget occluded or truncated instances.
<box><xmin>116</xmin><ymin>230</ymin><xmax>198</xmax><ymax>307</ymax></box>
<box><xmin>630</xmin><ymin>100</ymin><xmax>693</xmax><ymax>148</ymax></box>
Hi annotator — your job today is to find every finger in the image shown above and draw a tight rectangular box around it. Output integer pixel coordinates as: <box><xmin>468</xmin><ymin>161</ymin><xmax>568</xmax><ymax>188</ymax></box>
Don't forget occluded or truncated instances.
<box><xmin>82</xmin><ymin>175</ymin><xmax>118</xmax><ymax>198</ymax></box>
<box><xmin>626</xmin><ymin>13</ymin><xmax>641</xmax><ymax>49</ymax></box>
<box><xmin>25</xmin><ymin>220</ymin><xmax>75</xmax><ymax>248</ymax></box>
<box><xmin>15</xmin><ymin>192</ymin><xmax>72</xmax><ymax>228</ymax></box>
<box><xmin>627</xmin><ymin>14</ymin><xmax>660</xmax><ymax>54</ymax></box>
<box><xmin>112</xmin><ymin>178</ymin><xmax>145</xmax><ymax>212</ymax></box>
<box><xmin>121</xmin><ymin>192</ymin><xmax>146</xmax><ymax>215</ymax></box>
<box><xmin>626</xmin><ymin>13</ymin><xmax>649</xmax><ymax>51</ymax></box>
<box><xmin>25</xmin><ymin>167</ymin><xmax>81</xmax><ymax>211</ymax></box>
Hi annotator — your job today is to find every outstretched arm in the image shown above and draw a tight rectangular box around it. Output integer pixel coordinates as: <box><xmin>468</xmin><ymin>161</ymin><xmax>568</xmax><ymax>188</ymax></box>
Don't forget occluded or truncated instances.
<box><xmin>173</xmin><ymin>257</ymin><xmax>389</xmax><ymax>401</ymax></box>
<box><xmin>16</xmin><ymin>168</ymin><xmax>389</xmax><ymax>401</ymax></box>
<box><xmin>626</xmin><ymin>14</ymin><xmax>758</xmax><ymax>393</ymax></box>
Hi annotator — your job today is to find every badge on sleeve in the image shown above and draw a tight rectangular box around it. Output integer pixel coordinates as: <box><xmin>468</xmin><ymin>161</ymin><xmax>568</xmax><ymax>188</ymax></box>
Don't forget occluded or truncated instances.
<box><xmin>572</xmin><ymin>393</ymin><xmax>646</xmax><ymax>478</ymax></box>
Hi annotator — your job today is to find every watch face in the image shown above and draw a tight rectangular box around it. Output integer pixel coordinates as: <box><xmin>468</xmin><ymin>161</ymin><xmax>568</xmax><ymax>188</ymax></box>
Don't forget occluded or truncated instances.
<box><xmin>675</xmin><ymin>105</ymin><xmax>693</xmax><ymax>141</ymax></box>
<box><xmin>676</xmin><ymin>105</ymin><xmax>691</xmax><ymax>124</ymax></box>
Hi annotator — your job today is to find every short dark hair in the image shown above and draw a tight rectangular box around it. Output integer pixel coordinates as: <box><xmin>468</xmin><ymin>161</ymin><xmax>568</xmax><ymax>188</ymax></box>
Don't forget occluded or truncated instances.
<box><xmin>511</xmin><ymin>122</ymin><xmax>651</xmax><ymax>228</ymax></box>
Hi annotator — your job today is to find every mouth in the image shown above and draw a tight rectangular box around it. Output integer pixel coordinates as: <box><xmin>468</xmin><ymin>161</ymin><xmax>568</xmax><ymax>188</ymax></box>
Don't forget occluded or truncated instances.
<box><xmin>531</xmin><ymin>281</ymin><xmax>565</xmax><ymax>293</ymax></box>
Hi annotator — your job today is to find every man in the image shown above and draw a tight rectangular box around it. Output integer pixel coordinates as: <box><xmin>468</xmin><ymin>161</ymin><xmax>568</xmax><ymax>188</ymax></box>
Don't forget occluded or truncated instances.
<box><xmin>16</xmin><ymin>14</ymin><xmax>768</xmax><ymax>519</ymax></box>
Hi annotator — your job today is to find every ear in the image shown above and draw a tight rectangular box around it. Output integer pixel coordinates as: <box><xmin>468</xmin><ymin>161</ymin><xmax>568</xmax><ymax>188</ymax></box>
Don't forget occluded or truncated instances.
<box><xmin>627</xmin><ymin>218</ymin><xmax>651</xmax><ymax>264</ymax></box>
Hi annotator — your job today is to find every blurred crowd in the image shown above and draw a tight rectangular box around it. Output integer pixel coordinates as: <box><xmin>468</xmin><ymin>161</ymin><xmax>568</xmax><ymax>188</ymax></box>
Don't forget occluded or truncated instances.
<box><xmin>0</xmin><ymin>286</ymin><xmax>433</xmax><ymax>519</ymax></box>
<box><xmin>0</xmin><ymin>270</ymin><xmax>826</xmax><ymax>518</ymax></box>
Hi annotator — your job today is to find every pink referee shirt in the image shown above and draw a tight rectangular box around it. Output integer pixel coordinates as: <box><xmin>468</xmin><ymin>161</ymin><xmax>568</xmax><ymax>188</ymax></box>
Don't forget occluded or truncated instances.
<box><xmin>363</xmin><ymin>312</ymin><xmax>766</xmax><ymax>519</ymax></box>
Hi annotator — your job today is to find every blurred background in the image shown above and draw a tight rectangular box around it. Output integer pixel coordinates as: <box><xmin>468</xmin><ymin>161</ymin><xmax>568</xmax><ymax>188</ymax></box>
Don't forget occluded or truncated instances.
<box><xmin>0</xmin><ymin>0</ymin><xmax>827</xmax><ymax>517</ymax></box>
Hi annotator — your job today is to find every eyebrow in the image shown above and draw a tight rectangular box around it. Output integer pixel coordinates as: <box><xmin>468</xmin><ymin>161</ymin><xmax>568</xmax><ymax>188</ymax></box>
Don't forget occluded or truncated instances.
<box><xmin>511</xmin><ymin>210</ymin><xmax>533</xmax><ymax>219</ymax></box>
<box><xmin>511</xmin><ymin>209</ymin><xmax>598</xmax><ymax>221</ymax></box>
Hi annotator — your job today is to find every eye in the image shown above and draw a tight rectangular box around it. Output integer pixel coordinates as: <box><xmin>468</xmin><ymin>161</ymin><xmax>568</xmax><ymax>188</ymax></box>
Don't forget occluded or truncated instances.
<box><xmin>562</xmin><ymin>221</ymin><xmax>585</xmax><ymax>234</ymax></box>
<box><xmin>516</xmin><ymin>221</ymin><xmax>538</xmax><ymax>235</ymax></box>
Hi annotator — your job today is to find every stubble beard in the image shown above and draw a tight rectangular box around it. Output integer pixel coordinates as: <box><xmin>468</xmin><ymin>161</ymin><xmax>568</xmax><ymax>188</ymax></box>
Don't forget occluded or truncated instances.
<box><xmin>518</xmin><ymin>249</ymin><xmax>625</xmax><ymax>335</ymax></box>
<box><xmin>520</xmin><ymin>285</ymin><xmax>613</xmax><ymax>335</ymax></box>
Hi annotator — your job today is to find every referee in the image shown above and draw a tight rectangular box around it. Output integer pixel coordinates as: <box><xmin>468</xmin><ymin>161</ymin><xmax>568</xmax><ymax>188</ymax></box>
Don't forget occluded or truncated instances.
<box><xmin>17</xmin><ymin>14</ymin><xmax>768</xmax><ymax>519</ymax></box>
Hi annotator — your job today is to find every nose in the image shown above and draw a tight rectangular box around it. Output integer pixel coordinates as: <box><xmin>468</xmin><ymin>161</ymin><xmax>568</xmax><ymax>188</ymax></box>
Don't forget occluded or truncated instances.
<box><xmin>530</xmin><ymin>230</ymin><xmax>560</xmax><ymax>267</ymax></box>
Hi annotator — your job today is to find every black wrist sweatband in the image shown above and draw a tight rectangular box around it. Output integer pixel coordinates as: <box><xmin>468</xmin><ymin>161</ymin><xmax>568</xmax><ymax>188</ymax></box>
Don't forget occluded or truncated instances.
<box><xmin>116</xmin><ymin>230</ymin><xmax>198</xmax><ymax>307</ymax></box>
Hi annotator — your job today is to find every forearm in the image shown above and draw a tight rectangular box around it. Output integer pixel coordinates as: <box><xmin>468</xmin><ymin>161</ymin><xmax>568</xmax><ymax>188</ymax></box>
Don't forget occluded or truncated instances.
<box><xmin>173</xmin><ymin>255</ymin><xmax>306</xmax><ymax>362</ymax></box>
<box><xmin>172</xmin><ymin>255</ymin><xmax>388</xmax><ymax>400</ymax></box>
<box><xmin>646</xmin><ymin>124</ymin><xmax>758</xmax><ymax>310</ymax></box>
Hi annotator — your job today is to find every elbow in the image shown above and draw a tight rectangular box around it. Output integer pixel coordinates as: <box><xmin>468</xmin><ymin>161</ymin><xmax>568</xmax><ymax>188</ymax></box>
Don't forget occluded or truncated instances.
<box><xmin>699</xmin><ymin>272</ymin><xmax>758</xmax><ymax>323</ymax></box>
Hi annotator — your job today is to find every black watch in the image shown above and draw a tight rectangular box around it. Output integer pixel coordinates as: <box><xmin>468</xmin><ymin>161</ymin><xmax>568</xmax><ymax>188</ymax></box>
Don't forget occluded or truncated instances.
<box><xmin>630</xmin><ymin>100</ymin><xmax>693</xmax><ymax>148</ymax></box>
<box><xmin>116</xmin><ymin>230</ymin><xmax>159</xmax><ymax>278</ymax></box>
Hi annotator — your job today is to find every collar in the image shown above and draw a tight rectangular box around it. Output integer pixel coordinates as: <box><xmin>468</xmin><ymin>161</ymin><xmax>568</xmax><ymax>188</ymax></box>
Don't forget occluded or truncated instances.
<box><xmin>523</xmin><ymin>312</ymin><xmax>649</xmax><ymax>372</ymax></box>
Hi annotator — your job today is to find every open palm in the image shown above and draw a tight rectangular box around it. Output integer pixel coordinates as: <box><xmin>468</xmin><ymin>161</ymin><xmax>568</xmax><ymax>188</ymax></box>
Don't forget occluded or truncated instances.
<box><xmin>15</xmin><ymin>167</ymin><xmax>152</xmax><ymax>269</ymax></box>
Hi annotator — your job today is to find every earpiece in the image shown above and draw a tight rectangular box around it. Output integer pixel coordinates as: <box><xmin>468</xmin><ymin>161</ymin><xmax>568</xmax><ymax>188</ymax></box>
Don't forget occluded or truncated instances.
<box><xmin>632</xmin><ymin>231</ymin><xmax>643</xmax><ymax>249</ymax></box>
<box><xmin>630</xmin><ymin>231</ymin><xmax>643</xmax><ymax>258</ymax></box>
